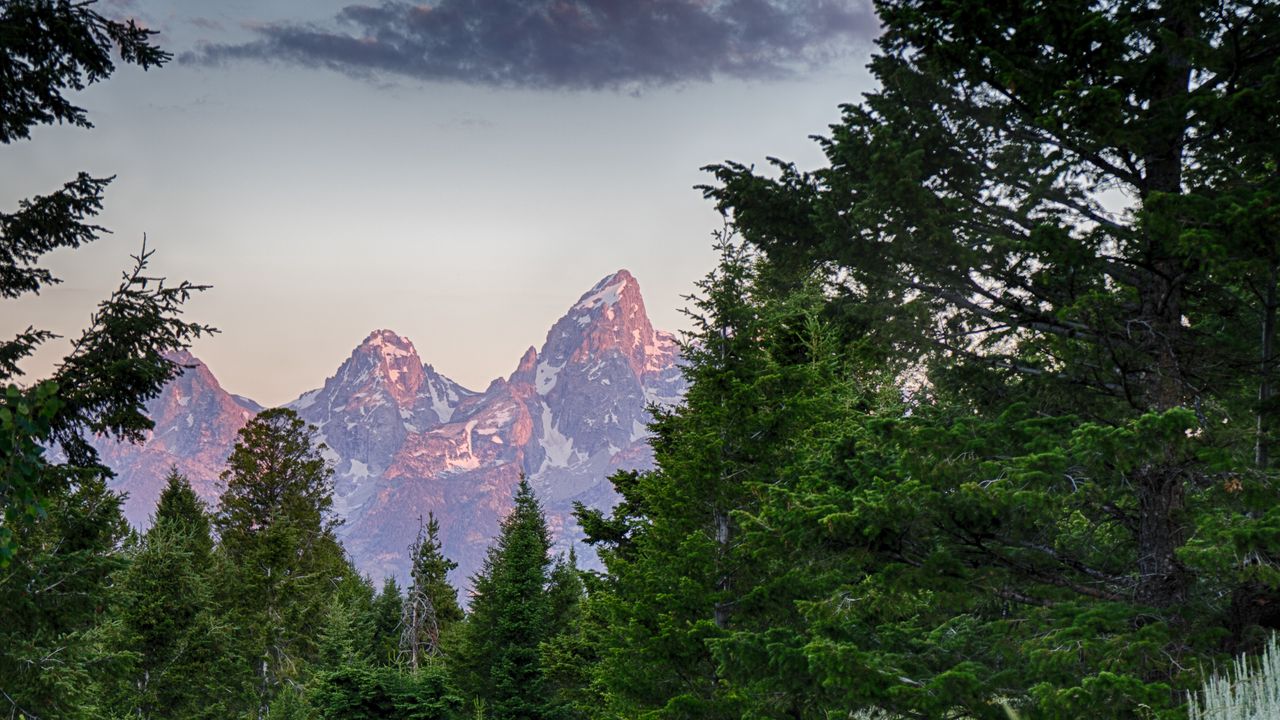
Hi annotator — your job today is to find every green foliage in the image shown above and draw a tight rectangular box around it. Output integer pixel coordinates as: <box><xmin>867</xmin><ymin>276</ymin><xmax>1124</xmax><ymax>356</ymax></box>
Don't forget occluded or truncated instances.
<box><xmin>3</xmin><ymin>1</ymin><xmax>1278</xmax><ymax>718</ymax></box>
<box><xmin>317</xmin><ymin>571</ymin><xmax>379</xmax><ymax>671</ymax></box>
<box><xmin>0</xmin><ymin>3</ymin><xmax>214</xmax><ymax>712</ymax></box>
<box><xmin>0</xmin><ymin>472</ymin><xmax>131</xmax><ymax>719</ymax></box>
<box><xmin>540</xmin><ymin>575</ymin><xmax>607</xmax><ymax>720</ymax></box>
<box><xmin>309</xmin><ymin>664</ymin><xmax>462</xmax><ymax>720</ymax></box>
<box><xmin>666</xmin><ymin>0</ymin><xmax>1280</xmax><ymax>716</ymax></box>
<box><xmin>454</xmin><ymin>477</ymin><xmax>555</xmax><ymax>720</ymax></box>
<box><xmin>214</xmin><ymin>407</ymin><xmax>349</xmax><ymax>715</ymax></box>
<box><xmin>579</xmin><ymin>238</ymin><xmax>861</xmax><ymax>718</ymax></box>
<box><xmin>0</xmin><ymin>0</ymin><xmax>212</xmax><ymax>573</ymax></box>
<box><xmin>403</xmin><ymin>512</ymin><xmax>464</xmax><ymax>667</ymax></box>
<box><xmin>0</xmin><ymin>0</ymin><xmax>168</xmax><ymax>143</ymax></box>
<box><xmin>106</xmin><ymin>500</ymin><xmax>230</xmax><ymax>720</ymax></box>
<box><xmin>0</xmin><ymin>381</ymin><xmax>61</xmax><ymax>564</ymax></box>
<box><xmin>268</xmin><ymin>685</ymin><xmax>314</xmax><ymax>720</ymax></box>
<box><xmin>545</xmin><ymin>549</ymin><xmax>584</xmax><ymax>638</ymax></box>
<box><xmin>152</xmin><ymin>466</ymin><xmax>213</xmax><ymax>557</ymax></box>
<box><xmin>412</xmin><ymin>513</ymin><xmax>464</xmax><ymax>629</ymax></box>
<box><xmin>373</xmin><ymin>576</ymin><xmax>405</xmax><ymax>665</ymax></box>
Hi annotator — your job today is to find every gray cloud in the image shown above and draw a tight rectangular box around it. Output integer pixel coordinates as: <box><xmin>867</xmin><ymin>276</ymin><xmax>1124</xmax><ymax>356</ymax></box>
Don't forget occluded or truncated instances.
<box><xmin>181</xmin><ymin>0</ymin><xmax>876</xmax><ymax>89</ymax></box>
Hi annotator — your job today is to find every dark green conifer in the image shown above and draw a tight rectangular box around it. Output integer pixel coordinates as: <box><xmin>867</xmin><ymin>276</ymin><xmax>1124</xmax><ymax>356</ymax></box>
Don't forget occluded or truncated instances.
<box><xmin>371</xmin><ymin>576</ymin><xmax>404</xmax><ymax>665</ymax></box>
<box><xmin>540</xmin><ymin>548</ymin><xmax>590</xmax><ymax>718</ymax></box>
<box><xmin>316</xmin><ymin>569</ymin><xmax>378</xmax><ymax>670</ymax></box>
<box><xmin>545</xmin><ymin>549</ymin><xmax>584</xmax><ymax>634</ymax></box>
<box><xmin>401</xmin><ymin>513</ymin><xmax>459</xmax><ymax>669</ymax></box>
<box><xmin>692</xmin><ymin>0</ymin><xmax>1280</xmax><ymax>714</ymax></box>
<box><xmin>0</xmin><ymin>474</ymin><xmax>131</xmax><ymax>719</ymax></box>
<box><xmin>153</xmin><ymin>466</ymin><xmax>213</xmax><ymax>558</ymax></box>
<box><xmin>214</xmin><ymin>407</ymin><xmax>348</xmax><ymax>715</ymax></box>
<box><xmin>111</xmin><ymin>487</ymin><xmax>228</xmax><ymax>719</ymax></box>
<box><xmin>0</xmin><ymin>6</ymin><xmax>210</xmax><ymax>714</ymax></box>
<box><xmin>576</xmin><ymin>239</ymin><xmax>780</xmax><ymax>718</ymax></box>
<box><xmin>454</xmin><ymin>477</ymin><xmax>554</xmax><ymax>720</ymax></box>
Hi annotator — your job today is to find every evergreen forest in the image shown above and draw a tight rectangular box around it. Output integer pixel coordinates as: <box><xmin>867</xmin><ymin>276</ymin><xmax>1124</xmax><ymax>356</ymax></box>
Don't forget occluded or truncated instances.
<box><xmin>3</xmin><ymin>0</ymin><xmax>1280</xmax><ymax>717</ymax></box>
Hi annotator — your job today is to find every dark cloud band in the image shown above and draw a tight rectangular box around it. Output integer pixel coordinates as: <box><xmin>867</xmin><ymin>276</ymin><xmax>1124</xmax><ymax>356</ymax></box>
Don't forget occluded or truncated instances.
<box><xmin>182</xmin><ymin>0</ymin><xmax>876</xmax><ymax>89</ymax></box>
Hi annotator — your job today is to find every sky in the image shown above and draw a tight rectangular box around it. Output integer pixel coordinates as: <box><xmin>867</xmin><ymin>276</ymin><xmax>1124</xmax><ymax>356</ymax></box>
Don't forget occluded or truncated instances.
<box><xmin>3</xmin><ymin>0</ymin><xmax>879</xmax><ymax>407</ymax></box>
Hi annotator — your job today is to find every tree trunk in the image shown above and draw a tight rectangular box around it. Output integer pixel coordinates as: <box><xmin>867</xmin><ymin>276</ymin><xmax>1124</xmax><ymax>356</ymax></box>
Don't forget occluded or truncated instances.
<box><xmin>1135</xmin><ymin>463</ymin><xmax>1188</xmax><ymax>605</ymax></box>
<box><xmin>1131</xmin><ymin>4</ymin><xmax>1195</xmax><ymax>608</ymax></box>
<box><xmin>1258</xmin><ymin>266</ymin><xmax>1277</xmax><ymax>469</ymax></box>
<box><xmin>713</xmin><ymin>508</ymin><xmax>731</xmax><ymax>629</ymax></box>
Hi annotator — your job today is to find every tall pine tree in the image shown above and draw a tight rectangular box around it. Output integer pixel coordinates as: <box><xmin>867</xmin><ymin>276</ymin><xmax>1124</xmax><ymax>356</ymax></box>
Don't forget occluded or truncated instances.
<box><xmin>108</xmin><ymin>470</ymin><xmax>230</xmax><ymax>718</ymax></box>
<box><xmin>695</xmin><ymin>0</ymin><xmax>1280</xmax><ymax>715</ymax></box>
<box><xmin>0</xmin><ymin>472</ymin><xmax>130</xmax><ymax>719</ymax></box>
<box><xmin>214</xmin><ymin>408</ymin><xmax>348</xmax><ymax>717</ymax></box>
<box><xmin>371</xmin><ymin>576</ymin><xmax>404</xmax><ymax>666</ymax></box>
<box><xmin>578</xmin><ymin>238</ymin><xmax>789</xmax><ymax>718</ymax></box>
<box><xmin>402</xmin><ymin>512</ymin><xmax>463</xmax><ymax>668</ymax></box>
<box><xmin>453</xmin><ymin>477</ymin><xmax>554</xmax><ymax>720</ymax></box>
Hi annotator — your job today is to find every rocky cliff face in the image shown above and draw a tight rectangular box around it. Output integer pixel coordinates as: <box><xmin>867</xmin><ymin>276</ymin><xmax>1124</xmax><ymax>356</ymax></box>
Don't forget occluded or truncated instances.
<box><xmin>98</xmin><ymin>350</ymin><xmax>262</xmax><ymax>525</ymax></box>
<box><xmin>286</xmin><ymin>329</ymin><xmax>479</xmax><ymax>523</ymax></box>
<box><xmin>100</xmin><ymin>270</ymin><xmax>685</xmax><ymax>589</ymax></box>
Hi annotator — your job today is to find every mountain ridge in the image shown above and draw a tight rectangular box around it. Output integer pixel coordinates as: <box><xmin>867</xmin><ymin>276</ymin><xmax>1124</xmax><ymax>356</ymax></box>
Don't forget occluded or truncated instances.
<box><xmin>99</xmin><ymin>269</ymin><xmax>685</xmax><ymax>586</ymax></box>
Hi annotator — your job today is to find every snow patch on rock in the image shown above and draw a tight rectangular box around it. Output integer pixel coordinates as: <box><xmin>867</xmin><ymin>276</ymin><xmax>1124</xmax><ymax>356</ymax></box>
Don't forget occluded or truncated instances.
<box><xmin>539</xmin><ymin>403</ymin><xmax>577</xmax><ymax>469</ymax></box>
<box><xmin>574</xmin><ymin>275</ymin><xmax>628</xmax><ymax>310</ymax></box>
<box><xmin>536</xmin><ymin>360</ymin><xmax>564</xmax><ymax>395</ymax></box>
<box><xmin>293</xmin><ymin>388</ymin><xmax>321</xmax><ymax>410</ymax></box>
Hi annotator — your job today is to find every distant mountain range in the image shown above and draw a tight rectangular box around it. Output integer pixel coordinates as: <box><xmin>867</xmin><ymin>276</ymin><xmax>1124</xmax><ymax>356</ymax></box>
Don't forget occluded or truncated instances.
<box><xmin>96</xmin><ymin>270</ymin><xmax>685</xmax><ymax>587</ymax></box>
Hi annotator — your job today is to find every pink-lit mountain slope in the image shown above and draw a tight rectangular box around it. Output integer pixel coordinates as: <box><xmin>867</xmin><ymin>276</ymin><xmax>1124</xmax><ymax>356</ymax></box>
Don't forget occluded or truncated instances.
<box><xmin>96</xmin><ymin>350</ymin><xmax>262</xmax><ymax>525</ymax></box>
<box><xmin>101</xmin><ymin>270</ymin><xmax>685</xmax><ymax>587</ymax></box>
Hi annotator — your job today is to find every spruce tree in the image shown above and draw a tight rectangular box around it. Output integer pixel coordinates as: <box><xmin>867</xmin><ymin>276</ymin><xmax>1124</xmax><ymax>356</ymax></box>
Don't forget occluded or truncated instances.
<box><xmin>372</xmin><ymin>576</ymin><xmax>404</xmax><ymax>665</ymax></box>
<box><xmin>453</xmin><ymin>477</ymin><xmax>554</xmax><ymax>720</ymax></box>
<box><xmin>0</xmin><ymin>0</ymin><xmax>211</xmax><ymax>563</ymax></box>
<box><xmin>577</xmin><ymin>238</ymin><xmax>785</xmax><ymax>718</ymax></box>
<box><xmin>540</xmin><ymin>549</ymin><xmax>589</xmax><ymax>719</ymax></box>
<box><xmin>402</xmin><ymin>512</ymin><xmax>463</xmax><ymax>668</ymax></box>
<box><xmin>308</xmin><ymin>662</ymin><xmax>462</xmax><ymax>720</ymax></box>
<box><xmin>153</xmin><ymin>466</ymin><xmax>213</xmax><ymax>557</ymax></box>
<box><xmin>693</xmin><ymin>0</ymin><xmax>1280</xmax><ymax>715</ymax></box>
<box><xmin>110</xmin><ymin>481</ymin><xmax>228</xmax><ymax>720</ymax></box>
<box><xmin>0</xmin><ymin>473</ymin><xmax>131</xmax><ymax>719</ymax></box>
<box><xmin>214</xmin><ymin>407</ymin><xmax>347</xmax><ymax>716</ymax></box>
<box><xmin>1</xmin><ymin>6</ymin><xmax>210</xmax><ymax>713</ymax></box>
<box><xmin>316</xmin><ymin>569</ymin><xmax>378</xmax><ymax>670</ymax></box>
<box><xmin>545</xmin><ymin>549</ymin><xmax>584</xmax><ymax>635</ymax></box>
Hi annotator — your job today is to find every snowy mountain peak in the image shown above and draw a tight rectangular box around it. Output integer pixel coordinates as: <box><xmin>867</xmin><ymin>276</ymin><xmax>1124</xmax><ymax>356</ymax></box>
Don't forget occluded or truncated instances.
<box><xmin>165</xmin><ymin>348</ymin><xmax>200</xmax><ymax>366</ymax></box>
<box><xmin>101</xmin><ymin>271</ymin><xmax>686</xmax><ymax>589</ymax></box>
<box><xmin>573</xmin><ymin>269</ymin><xmax>636</xmax><ymax>311</ymax></box>
<box><xmin>349</xmin><ymin>329</ymin><xmax>425</xmax><ymax>407</ymax></box>
<box><xmin>360</xmin><ymin>328</ymin><xmax>417</xmax><ymax>360</ymax></box>
<box><xmin>542</xmin><ymin>269</ymin><xmax>668</xmax><ymax>381</ymax></box>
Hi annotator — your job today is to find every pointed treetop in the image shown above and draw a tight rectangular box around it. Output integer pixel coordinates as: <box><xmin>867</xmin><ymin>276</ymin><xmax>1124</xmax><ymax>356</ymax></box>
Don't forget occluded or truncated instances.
<box><xmin>409</xmin><ymin>513</ymin><xmax>462</xmax><ymax>624</ymax></box>
<box><xmin>150</xmin><ymin>466</ymin><xmax>213</xmax><ymax>559</ymax></box>
<box><xmin>401</xmin><ymin>511</ymin><xmax>463</xmax><ymax>667</ymax></box>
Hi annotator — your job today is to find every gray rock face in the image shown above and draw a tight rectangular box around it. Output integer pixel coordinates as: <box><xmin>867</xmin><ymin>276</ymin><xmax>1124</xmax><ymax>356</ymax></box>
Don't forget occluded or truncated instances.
<box><xmin>101</xmin><ymin>270</ymin><xmax>686</xmax><ymax>589</ymax></box>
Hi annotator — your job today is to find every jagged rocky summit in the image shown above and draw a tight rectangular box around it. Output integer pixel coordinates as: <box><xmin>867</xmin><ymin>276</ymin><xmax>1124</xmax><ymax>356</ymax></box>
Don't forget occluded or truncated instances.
<box><xmin>99</xmin><ymin>270</ymin><xmax>684</xmax><ymax>587</ymax></box>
